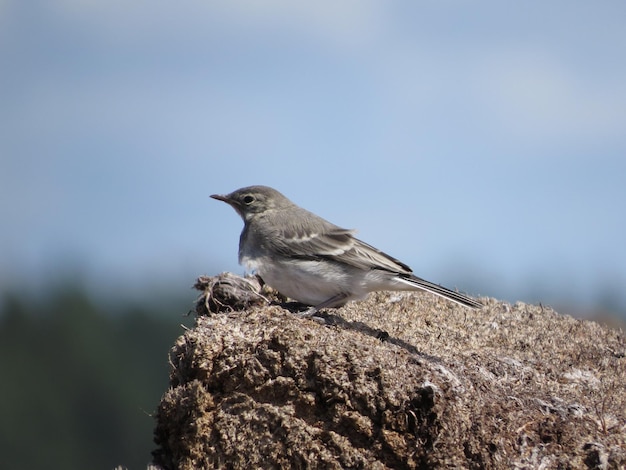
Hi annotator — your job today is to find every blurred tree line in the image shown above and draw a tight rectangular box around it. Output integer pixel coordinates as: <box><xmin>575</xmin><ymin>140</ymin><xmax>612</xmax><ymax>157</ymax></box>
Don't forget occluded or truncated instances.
<box><xmin>1</xmin><ymin>279</ymin><xmax>623</xmax><ymax>470</ymax></box>
<box><xmin>0</xmin><ymin>284</ymin><xmax>194</xmax><ymax>470</ymax></box>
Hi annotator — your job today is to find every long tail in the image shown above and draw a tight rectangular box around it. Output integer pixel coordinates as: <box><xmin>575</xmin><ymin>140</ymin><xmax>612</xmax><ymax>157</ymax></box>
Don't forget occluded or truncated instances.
<box><xmin>397</xmin><ymin>274</ymin><xmax>483</xmax><ymax>309</ymax></box>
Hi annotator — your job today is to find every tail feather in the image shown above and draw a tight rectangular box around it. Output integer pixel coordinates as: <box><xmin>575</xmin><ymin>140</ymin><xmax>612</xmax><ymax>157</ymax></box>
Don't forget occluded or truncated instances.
<box><xmin>398</xmin><ymin>274</ymin><xmax>482</xmax><ymax>309</ymax></box>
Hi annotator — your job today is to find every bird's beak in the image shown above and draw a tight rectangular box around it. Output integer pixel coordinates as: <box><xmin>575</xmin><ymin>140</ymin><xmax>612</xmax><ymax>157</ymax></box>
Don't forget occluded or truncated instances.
<box><xmin>211</xmin><ymin>193</ymin><xmax>243</xmax><ymax>218</ymax></box>
<box><xmin>210</xmin><ymin>194</ymin><xmax>230</xmax><ymax>203</ymax></box>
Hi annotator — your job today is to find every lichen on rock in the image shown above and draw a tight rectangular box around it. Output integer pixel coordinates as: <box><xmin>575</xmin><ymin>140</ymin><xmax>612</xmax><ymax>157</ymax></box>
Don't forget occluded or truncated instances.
<box><xmin>152</xmin><ymin>275</ymin><xmax>626</xmax><ymax>469</ymax></box>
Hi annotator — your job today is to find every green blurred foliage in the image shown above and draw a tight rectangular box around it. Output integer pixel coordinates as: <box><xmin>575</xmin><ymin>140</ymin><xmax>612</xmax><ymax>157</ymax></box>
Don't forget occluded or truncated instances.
<box><xmin>0</xmin><ymin>285</ymin><xmax>192</xmax><ymax>470</ymax></box>
<box><xmin>1</xmin><ymin>281</ymin><xmax>622</xmax><ymax>470</ymax></box>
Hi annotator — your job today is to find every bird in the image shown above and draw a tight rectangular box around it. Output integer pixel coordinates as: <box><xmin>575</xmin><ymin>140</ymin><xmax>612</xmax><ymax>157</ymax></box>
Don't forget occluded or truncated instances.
<box><xmin>211</xmin><ymin>185</ymin><xmax>482</xmax><ymax>313</ymax></box>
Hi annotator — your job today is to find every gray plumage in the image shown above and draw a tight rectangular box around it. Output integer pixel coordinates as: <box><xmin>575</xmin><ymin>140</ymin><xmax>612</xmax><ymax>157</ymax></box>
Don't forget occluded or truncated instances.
<box><xmin>211</xmin><ymin>185</ymin><xmax>482</xmax><ymax>311</ymax></box>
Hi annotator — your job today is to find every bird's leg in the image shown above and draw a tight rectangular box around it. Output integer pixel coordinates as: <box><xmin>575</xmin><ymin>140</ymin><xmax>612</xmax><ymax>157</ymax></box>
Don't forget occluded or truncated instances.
<box><xmin>298</xmin><ymin>293</ymin><xmax>349</xmax><ymax>317</ymax></box>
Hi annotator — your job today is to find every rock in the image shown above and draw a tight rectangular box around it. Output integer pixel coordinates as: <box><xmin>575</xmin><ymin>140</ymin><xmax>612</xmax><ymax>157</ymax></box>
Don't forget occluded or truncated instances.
<box><xmin>152</xmin><ymin>276</ymin><xmax>626</xmax><ymax>469</ymax></box>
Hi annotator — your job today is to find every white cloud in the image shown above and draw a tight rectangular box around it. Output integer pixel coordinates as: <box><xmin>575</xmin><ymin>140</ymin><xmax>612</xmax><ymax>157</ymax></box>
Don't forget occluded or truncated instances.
<box><xmin>50</xmin><ymin>0</ymin><xmax>387</xmax><ymax>51</ymax></box>
<box><xmin>477</xmin><ymin>48</ymin><xmax>626</xmax><ymax>143</ymax></box>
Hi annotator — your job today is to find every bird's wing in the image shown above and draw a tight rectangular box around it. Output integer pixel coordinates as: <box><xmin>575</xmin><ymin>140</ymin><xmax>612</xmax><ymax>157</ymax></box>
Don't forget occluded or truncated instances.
<box><xmin>272</xmin><ymin>209</ymin><xmax>413</xmax><ymax>274</ymax></box>
<box><xmin>346</xmin><ymin>238</ymin><xmax>413</xmax><ymax>273</ymax></box>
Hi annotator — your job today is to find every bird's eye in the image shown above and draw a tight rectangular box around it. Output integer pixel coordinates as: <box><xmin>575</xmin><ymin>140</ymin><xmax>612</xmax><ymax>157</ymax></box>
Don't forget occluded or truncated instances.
<box><xmin>243</xmin><ymin>195</ymin><xmax>255</xmax><ymax>204</ymax></box>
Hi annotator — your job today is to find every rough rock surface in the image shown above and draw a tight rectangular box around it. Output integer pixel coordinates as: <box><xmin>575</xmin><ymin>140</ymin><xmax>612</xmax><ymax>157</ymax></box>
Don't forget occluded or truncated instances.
<box><xmin>152</xmin><ymin>275</ymin><xmax>626</xmax><ymax>469</ymax></box>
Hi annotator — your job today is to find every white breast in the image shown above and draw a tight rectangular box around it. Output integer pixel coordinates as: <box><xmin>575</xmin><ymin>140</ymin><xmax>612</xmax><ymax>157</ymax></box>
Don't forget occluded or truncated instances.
<box><xmin>242</xmin><ymin>255</ymin><xmax>366</xmax><ymax>306</ymax></box>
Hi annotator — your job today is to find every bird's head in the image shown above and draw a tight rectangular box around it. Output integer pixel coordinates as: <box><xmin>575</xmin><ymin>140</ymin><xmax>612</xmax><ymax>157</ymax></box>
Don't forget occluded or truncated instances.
<box><xmin>211</xmin><ymin>185</ymin><xmax>292</xmax><ymax>221</ymax></box>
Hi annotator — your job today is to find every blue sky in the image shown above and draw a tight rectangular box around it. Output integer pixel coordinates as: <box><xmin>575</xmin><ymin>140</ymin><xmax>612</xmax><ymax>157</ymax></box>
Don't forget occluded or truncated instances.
<box><xmin>1</xmin><ymin>1</ymin><xmax>625</xmax><ymax>313</ymax></box>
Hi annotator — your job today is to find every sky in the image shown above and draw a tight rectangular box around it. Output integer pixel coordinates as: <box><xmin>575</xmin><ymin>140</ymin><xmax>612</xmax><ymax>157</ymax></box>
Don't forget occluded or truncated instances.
<box><xmin>1</xmin><ymin>1</ymin><xmax>625</xmax><ymax>314</ymax></box>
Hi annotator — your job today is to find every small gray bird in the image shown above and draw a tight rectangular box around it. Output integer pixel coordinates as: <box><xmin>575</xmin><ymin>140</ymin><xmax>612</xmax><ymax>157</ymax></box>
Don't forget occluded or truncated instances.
<box><xmin>211</xmin><ymin>185</ymin><xmax>482</xmax><ymax>312</ymax></box>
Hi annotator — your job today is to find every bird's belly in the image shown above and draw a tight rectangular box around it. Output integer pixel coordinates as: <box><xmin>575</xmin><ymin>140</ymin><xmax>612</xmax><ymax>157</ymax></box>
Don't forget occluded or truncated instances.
<box><xmin>252</xmin><ymin>258</ymin><xmax>360</xmax><ymax>306</ymax></box>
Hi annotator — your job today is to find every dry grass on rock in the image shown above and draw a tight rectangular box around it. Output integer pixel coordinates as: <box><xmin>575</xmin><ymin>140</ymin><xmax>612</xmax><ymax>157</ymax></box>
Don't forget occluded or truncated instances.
<box><xmin>152</xmin><ymin>274</ymin><xmax>626</xmax><ymax>469</ymax></box>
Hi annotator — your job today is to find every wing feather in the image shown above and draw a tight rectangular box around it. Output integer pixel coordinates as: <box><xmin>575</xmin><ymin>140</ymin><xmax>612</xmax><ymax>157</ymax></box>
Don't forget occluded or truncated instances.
<box><xmin>269</xmin><ymin>208</ymin><xmax>413</xmax><ymax>274</ymax></box>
